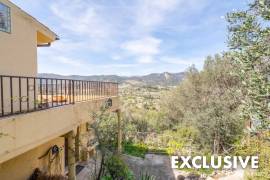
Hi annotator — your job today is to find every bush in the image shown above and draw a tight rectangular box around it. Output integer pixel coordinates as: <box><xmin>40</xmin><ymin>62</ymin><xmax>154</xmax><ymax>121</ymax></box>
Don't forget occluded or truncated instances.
<box><xmin>162</xmin><ymin>56</ymin><xmax>244</xmax><ymax>154</ymax></box>
<box><xmin>124</xmin><ymin>141</ymin><xmax>148</xmax><ymax>158</ymax></box>
<box><xmin>234</xmin><ymin>131</ymin><xmax>270</xmax><ymax>179</ymax></box>
<box><xmin>103</xmin><ymin>155</ymin><xmax>134</xmax><ymax>180</ymax></box>
<box><xmin>92</xmin><ymin>112</ymin><xmax>119</xmax><ymax>152</ymax></box>
<box><xmin>140</xmin><ymin>172</ymin><xmax>156</xmax><ymax>180</ymax></box>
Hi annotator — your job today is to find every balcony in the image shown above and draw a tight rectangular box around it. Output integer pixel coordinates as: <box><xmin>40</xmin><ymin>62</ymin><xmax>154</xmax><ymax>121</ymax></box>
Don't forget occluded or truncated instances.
<box><xmin>0</xmin><ymin>75</ymin><xmax>118</xmax><ymax>118</ymax></box>
<box><xmin>0</xmin><ymin>74</ymin><xmax>119</xmax><ymax>164</ymax></box>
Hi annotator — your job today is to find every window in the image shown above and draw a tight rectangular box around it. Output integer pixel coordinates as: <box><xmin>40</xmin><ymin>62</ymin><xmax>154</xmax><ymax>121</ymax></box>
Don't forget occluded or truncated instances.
<box><xmin>0</xmin><ymin>2</ymin><xmax>11</xmax><ymax>33</ymax></box>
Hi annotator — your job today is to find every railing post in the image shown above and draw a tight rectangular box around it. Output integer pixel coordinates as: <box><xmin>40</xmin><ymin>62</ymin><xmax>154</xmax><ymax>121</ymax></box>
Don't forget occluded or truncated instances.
<box><xmin>19</xmin><ymin>77</ymin><xmax>22</xmax><ymax>112</ymax></box>
<box><xmin>34</xmin><ymin>78</ymin><xmax>36</xmax><ymax>110</ymax></box>
<box><xmin>40</xmin><ymin>79</ymin><xmax>42</xmax><ymax>108</ymax></box>
<box><xmin>27</xmin><ymin>77</ymin><xmax>29</xmax><ymax>111</ymax></box>
<box><xmin>60</xmin><ymin>79</ymin><xmax>63</xmax><ymax>105</ymax></box>
<box><xmin>51</xmin><ymin>79</ymin><xmax>54</xmax><ymax>107</ymax></box>
<box><xmin>68</xmin><ymin>80</ymin><xmax>71</xmax><ymax>104</ymax></box>
<box><xmin>90</xmin><ymin>82</ymin><xmax>93</xmax><ymax>100</ymax></box>
<box><xmin>46</xmin><ymin>79</ymin><xmax>49</xmax><ymax>107</ymax></box>
<box><xmin>87</xmin><ymin>81</ymin><xmax>89</xmax><ymax>100</ymax></box>
<box><xmin>56</xmin><ymin>79</ymin><xmax>58</xmax><ymax>106</ymax></box>
<box><xmin>72</xmin><ymin>80</ymin><xmax>75</xmax><ymax>104</ymax></box>
<box><xmin>0</xmin><ymin>76</ymin><xmax>4</xmax><ymax>116</ymax></box>
<box><xmin>65</xmin><ymin>80</ymin><xmax>67</xmax><ymax>105</ymax></box>
<box><xmin>10</xmin><ymin>77</ymin><xmax>13</xmax><ymax>114</ymax></box>
<box><xmin>82</xmin><ymin>81</ymin><xmax>84</xmax><ymax>101</ymax></box>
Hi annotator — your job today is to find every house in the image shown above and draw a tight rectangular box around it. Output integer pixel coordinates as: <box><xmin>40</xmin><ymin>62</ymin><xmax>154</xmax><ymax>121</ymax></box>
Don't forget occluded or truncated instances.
<box><xmin>0</xmin><ymin>1</ymin><xmax>121</xmax><ymax>179</ymax></box>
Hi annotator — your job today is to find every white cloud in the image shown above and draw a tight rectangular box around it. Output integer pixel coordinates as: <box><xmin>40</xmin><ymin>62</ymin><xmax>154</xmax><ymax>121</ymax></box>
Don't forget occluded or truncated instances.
<box><xmin>137</xmin><ymin>56</ymin><xmax>155</xmax><ymax>64</ymax></box>
<box><xmin>49</xmin><ymin>0</ymin><xmax>208</xmax><ymax>55</ymax></box>
<box><xmin>50</xmin><ymin>39</ymin><xmax>86</xmax><ymax>52</ymax></box>
<box><xmin>112</xmin><ymin>55</ymin><xmax>122</xmax><ymax>61</ymax></box>
<box><xmin>121</xmin><ymin>36</ymin><xmax>161</xmax><ymax>64</ymax></box>
<box><xmin>53</xmin><ymin>56</ymin><xmax>84</xmax><ymax>67</ymax></box>
<box><xmin>49</xmin><ymin>0</ymin><xmax>117</xmax><ymax>52</ymax></box>
<box><xmin>121</xmin><ymin>36</ymin><xmax>161</xmax><ymax>56</ymax></box>
<box><xmin>50</xmin><ymin>1</ymin><xmax>110</xmax><ymax>39</ymax></box>
<box><xmin>132</xmin><ymin>0</ymin><xmax>209</xmax><ymax>35</ymax></box>
<box><xmin>135</xmin><ymin>0</ymin><xmax>179</xmax><ymax>30</ymax></box>
<box><xmin>29</xmin><ymin>0</ymin><xmax>219</xmax><ymax>75</ymax></box>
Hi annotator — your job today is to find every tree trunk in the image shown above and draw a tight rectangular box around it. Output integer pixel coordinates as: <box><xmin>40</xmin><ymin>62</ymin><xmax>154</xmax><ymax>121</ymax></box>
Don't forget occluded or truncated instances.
<box><xmin>117</xmin><ymin>109</ymin><xmax>122</xmax><ymax>154</ymax></box>
<box><xmin>67</xmin><ymin>130</ymin><xmax>76</xmax><ymax>180</ymax></box>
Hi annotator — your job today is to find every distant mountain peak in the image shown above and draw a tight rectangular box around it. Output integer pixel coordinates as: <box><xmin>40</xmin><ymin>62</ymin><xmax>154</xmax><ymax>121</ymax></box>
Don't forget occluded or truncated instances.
<box><xmin>164</xmin><ymin>72</ymin><xmax>171</xmax><ymax>80</ymax></box>
<box><xmin>38</xmin><ymin>72</ymin><xmax>185</xmax><ymax>86</ymax></box>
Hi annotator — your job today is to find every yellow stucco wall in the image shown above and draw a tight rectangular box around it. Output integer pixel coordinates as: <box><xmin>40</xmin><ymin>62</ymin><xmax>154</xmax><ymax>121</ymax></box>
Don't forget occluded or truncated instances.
<box><xmin>0</xmin><ymin>0</ymin><xmax>58</xmax><ymax>117</ymax></box>
<box><xmin>0</xmin><ymin>0</ymin><xmax>57</xmax><ymax>77</ymax></box>
<box><xmin>0</xmin><ymin>96</ymin><xmax>119</xmax><ymax>180</ymax></box>
<box><xmin>0</xmin><ymin>0</ymin><xmax>37</xmax><ymax>77</ymax></box>
<box><xmin>0</xmin><ymin>96</ymin><xmax>119</xmax><ymax>164</ymax></box>
<box><xmin>0</xmin><ymin>137</ymin><xmax>65</xmax><ymax>180</ymax></box>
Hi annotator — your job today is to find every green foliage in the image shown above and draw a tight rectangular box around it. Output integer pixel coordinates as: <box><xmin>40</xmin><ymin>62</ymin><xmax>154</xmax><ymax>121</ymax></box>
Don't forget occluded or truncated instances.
<box><xmin>124</xmin><ymin>141</ymin><xmax>148</xmax><ymax>158</ymax></box>
<box><xmin>227</xmin><ymin>0</ymin><xmax>270</xmax><ymax>129</ymax></box>
<box><xmin>227</xmin><ymin>1</ymin><xmax>270</xmax><ymax>177</ymax></box>
<box><xmin>101</xmin><ymin>176</ymin><xmax>113</xmax><ymax>180</ymax></box>
<box><xmin>140</xmin><ymin>172</ymin><xmax>156</xmax><ymax>180</ymax></box>
<box><xmin>178</xmin><ymin>166</ymin><xmax>214</xmax><ymax>176</ymax></box>
<box><xmin>234</xmin><ymin>131</ymin><xmax>270</xmax><ymax>179</ymax></box>
<box><xmin>91</xmin><ymin>110</ymin><xmax>135</xmax><ymax>180</ymax></box>
<box><xmin>123</xmin><ymin>127</ymin><xmax>199</xmax><ymax>156</ymax></box>
<box><xmin>163</xmin><ymin>55</ymin><xmax>244</xmax><ymax>154</ymax></box>
<box><xmin>103</xmin><ymin>155</ymin><xmax>134</xmax><ymax>180</ymax></box>
<box><xmin>115</xmin><ymin>1</ymin><xmax>270</xmax><ymax>179</ymax></box>
<box><xmin>166</xmin><ymin>140</ymin><xmax>183</xmax><ymax>155</ymax></box>
<box><xmin>121</xmin><ymin>85</ymin><xmax>169</xmax><ymax>136</ymax></box>
<box><xmin>92</xmin><ymin>111</ymin><xmax>119</xmax><ymax>152</ymax></box>
<box><xmin>154</xmin><ymin>127</ymin><xmax>199</xmax><ymax>155</ymax></box>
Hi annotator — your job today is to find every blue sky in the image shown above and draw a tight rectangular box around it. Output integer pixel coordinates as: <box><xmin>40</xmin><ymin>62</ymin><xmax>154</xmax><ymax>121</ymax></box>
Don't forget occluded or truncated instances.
<box><xmin>13</xmin><ymin>0</ymin><xmax>249</xmax><ymax>76</ymax></box>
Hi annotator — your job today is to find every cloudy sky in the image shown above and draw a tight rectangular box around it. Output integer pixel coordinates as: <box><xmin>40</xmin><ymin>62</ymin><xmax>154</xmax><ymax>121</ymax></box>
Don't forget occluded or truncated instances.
<box><xmin>13</xmin><ymin>0</ymin><xmax>248</xmax><ymax>76</ymax></box>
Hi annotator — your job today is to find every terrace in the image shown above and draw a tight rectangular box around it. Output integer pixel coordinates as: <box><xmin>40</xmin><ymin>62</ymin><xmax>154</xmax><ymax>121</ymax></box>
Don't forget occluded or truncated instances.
<box><xmin>0</xmin><ymin>75</ymin><xmax>118</xmax><ymax>118</ymax></box>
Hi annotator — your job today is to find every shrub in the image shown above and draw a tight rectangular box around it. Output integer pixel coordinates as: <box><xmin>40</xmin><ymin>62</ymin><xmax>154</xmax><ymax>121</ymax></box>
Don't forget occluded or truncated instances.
<box><xmin>140</xmin><ymin>172</ymin><xmax>156</xmax><ymax>180</ymax></box>
<box><xmin>124</xmin><ymin>141</ymin><xmax>148</xmax><ymax>158</ymax></box>
<box><xmin>234</xmin><ymin>131</ymin><xmax>270</xmax><ymax>179</ymax></box>
<box><xmin>104</xmin><ymin>155</ymin><xmax>134</xmax><ymax>180</ymax></box>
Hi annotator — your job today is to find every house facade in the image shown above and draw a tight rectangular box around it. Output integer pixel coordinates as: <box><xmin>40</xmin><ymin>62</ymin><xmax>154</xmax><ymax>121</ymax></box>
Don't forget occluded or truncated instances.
<box><xmin>0</xmin><ymin>1</ymin><xmax>121</xmax><ymax>180</ymax></box>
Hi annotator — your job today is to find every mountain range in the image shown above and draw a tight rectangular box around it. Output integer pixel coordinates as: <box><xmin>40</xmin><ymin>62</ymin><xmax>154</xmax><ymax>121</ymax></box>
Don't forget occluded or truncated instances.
<box><xmin>38</xmin><ymin>72</ymin><xmax>185</xmax><ymax>86</ymax></box>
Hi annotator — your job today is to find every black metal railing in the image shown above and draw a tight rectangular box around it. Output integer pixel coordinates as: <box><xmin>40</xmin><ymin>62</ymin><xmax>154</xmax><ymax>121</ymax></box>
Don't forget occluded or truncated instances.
<box><xmin>0</xmin><ymin>75</ymin><xmax>118</xmax><ymax>117</ymax></box>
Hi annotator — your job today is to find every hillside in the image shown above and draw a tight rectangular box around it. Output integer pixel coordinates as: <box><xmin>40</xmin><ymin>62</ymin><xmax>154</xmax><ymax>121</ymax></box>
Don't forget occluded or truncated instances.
<box><xmin>38</xmin><ymin>72</ymin><xmax>185</xmax><ymax>86</ymax></box>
